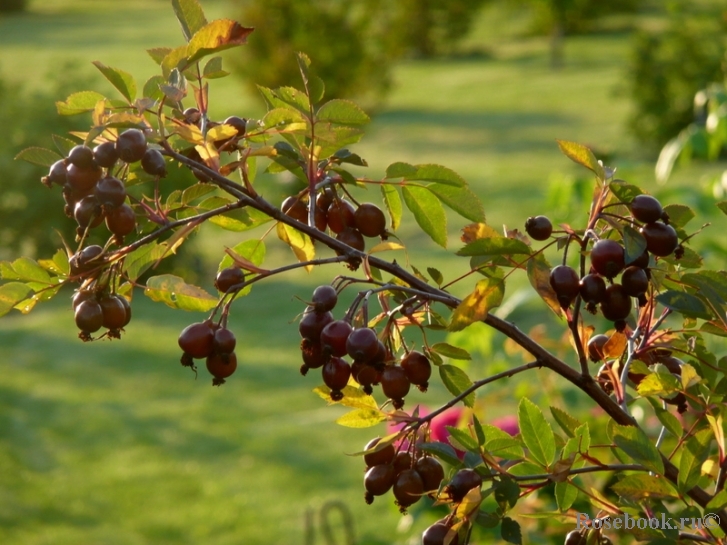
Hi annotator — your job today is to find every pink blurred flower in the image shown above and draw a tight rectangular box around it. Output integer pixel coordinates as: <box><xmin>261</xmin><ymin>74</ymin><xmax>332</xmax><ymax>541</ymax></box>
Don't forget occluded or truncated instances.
<box><xmin>491</xmin><ymin>415</ymin><xmax>519</xmax><ymax>437</ymax></box>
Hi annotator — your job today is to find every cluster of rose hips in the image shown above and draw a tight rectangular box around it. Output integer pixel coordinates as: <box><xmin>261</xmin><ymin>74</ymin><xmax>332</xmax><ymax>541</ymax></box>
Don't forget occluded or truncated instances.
<box><xmin>42</xmin><ymin>128</ymin><xmax>165</xmax><ymax>245</ymax></box>
<box><xmin>298</xmin><ymin>285</ymin><xmax>432</xmax><ymax>407</ymax></box>
<box><xmin>175</xmin><ymin>266</ymin><xmax>246</xmax><ymax>385</ymax></box>
<box><xmin>72</xmin><ymin>288</ymin><xmax>131</xmax><ymax>341</ymax></box>
<box><xmin>282</xmin><ymin>186</ymin><xmax>388</xmax><ymax>253</ymax></box>
<box><xmin>527</xmin><ymin>193</ymin><xmax>680</xmax><ymax>332</ymax></box>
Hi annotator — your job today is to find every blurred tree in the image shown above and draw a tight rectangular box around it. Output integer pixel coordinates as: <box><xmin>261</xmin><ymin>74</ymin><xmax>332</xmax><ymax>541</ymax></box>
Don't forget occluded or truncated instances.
<box><xmin>0</xmin><ymin>0</ymin><xmax>27</xmax><ymax>13</ymax></box>
<box><xmin>626</xmin><ymin>1</ymin><xmax>727</xmax><ymax>153</ymax></box>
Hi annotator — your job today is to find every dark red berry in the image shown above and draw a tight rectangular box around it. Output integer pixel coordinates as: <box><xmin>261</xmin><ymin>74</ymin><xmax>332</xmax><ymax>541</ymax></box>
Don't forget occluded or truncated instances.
<box><xmin>74</xmin><ymin>196</ymin><xmax>104</xmax><ymax>229</ymax></box>
<box><xmin>351</xmin><ymin>360</ymin><xmax>381</xmax><ymax>393</ymax></box>
<box><xmin>281</xmin><ymin>196</ymin><xmax>307</xmax><ymax>223</ymax></box>
<box><xmin>206</xmin><ymin>352</ymin><xmax>237</xmax><ymax>385</ymax></box>
<box><xmin>311</xmin><ymin>285</ymin><xmax>337</xmax><ymax>313</ymax></box>
<box><xmin>363</xmin><ymin>463</ymin><xmax>395</xmax><ymax>501</ymax></box>
<box><xmin>354</xmin><ymin>203</ymin><xmax>387</xmax><ymax>238</ymax></box>
<box><xmin>93</xmin><ymin>142</ymin><xmax>119</xmax><ymax>168</ymax></box>
<box><xmin>94</xmin><ymin>176</ymin><xmax>126</xmax><ymax>208</ymax></box>
<box><xmin>447</xmin><ymin>468</ymin><xmax>482</xmax><ymax>503</ymax></box>
<box><xmin>44</xmin><ymin>160</ymin><xmax>68</xmax><ymax>186</ymax></box>
<box><xmin>105</xmin><ymin>203</ymin><xmax>136</xmax><ymax>237</ymax></box>
<box><xmin>327</xmin><ymin>199</ymin><xmax>356</xmax><ymax>234</ymax></box>
<box><xmin>363</xmin><ymin>437</ymin><xmax>396</xmax><ymax>467</ymax></box>
<box><xmin>115</xmin><ymin>128</ymin><xmax>147</xmax><ymax>163</ymax></box>
<box><xmin>346</xmin><ymin>327</ymin><xmax>379</xmax><ymax>362</ymax></box>
<box><xmin>213</xmin><ymin>327</ymin><xmax>237</xmax><ymax>356</ymax></box>
<box><xmin>178</xmin><ymin>321</ymin><xmax>216</xmax><ymax>358</ymax></box>
<box><xmin>215</xmin><ymin>266</ymin><xmax>245</xmax><ymax>293</ymax></box>
<box><xmin>335</xmin><ymin>228</ymin><xmax>365</xmax><ymax>253</ymax></box>
<box><xmin>69</xmin><ymin>244</ymin><xmax>104</xmax><ymax>275</ymax></box>
<box><xmin>381</xmin><ymin>365</ymin><xmax>410</xmax><ymax>408</ymax></box>
<box><xmin>72</xmin><ymin>289</ymin><xmax>96</xmax><ymax>309</ymax></box>
<box><xmin>630</xmin><ymin>194</ymin><xmax>663</xmax><ymax>224</ymax></box>
<box><xmin>415</xmin><ymin>456</ymin><xmax>445</xmax><ymax>494</ymax></box>
<box><xmin>393</xmin><ymin>469</ymin><xmax>424</xmax><ymax>508</ymax></box>
<box><xmin>301</xmin><ymin>341</ymin><xmax>326</xmax><ymax>372</ymax></box>
<box><xmin>549</xmin><ymin>265</ymin><xmax>580</xmax><ymax>308</ymax></box>
<box><xmin>320</xmin><ymin>320</ymin><xmax>353</xmax><ymax>357</ymax></box>
<box><xmin>590</xmin><ymin>239</ymin><xmax>625</xmax><ymax>279</ymax></box>
<box><xmin>140</xmin><ymin>148</ymin><xmax>167</xmax><ymax>177</ymax></box>
<box><xmin>600</xmin><ymin>283</ymin><xmax>631</xmax><ymax>321</ymax></box>
<box><xmin>322</xmin><ymin>356</ymin><xmax>351</xmax><ymax>400</ymax></box>
<box><xmin>393</xmin><ymin>451</ymin><xmax>412</xmax><ymax>474</ymax></box>
<box><xmin>579</xmin><ymin>273</ymin><xmax>606</xmax><ymax>306</ymax></box>
<box><xmin>66</xmin><ymin>162</ymin><xmax>103</xmax><ymax>192</ymax></box>
<box><xmin>99</xmin><ymin>295</ymin><xmax>129</xmax><ymax>330</ymax></box>
<box><xmin>316</xmin><ymin>188</ymin><xmax>335</xmax><ymax>212</ymax></box>
<box><xmin>564</xmin><ymin>530</ymin><xmax>586</xmax><ymax>545</ymax></box>
<box><xmin>183</xmin><ymin>107</ymin><xmax>201</xmax><ymax>126</ymax></box>
<box><xmin>525</xmin><ymin>215</ymin><xmax>553</xmax><ymax>241</ymax></box>
<box><xmin>401</xmin><ymin>350</ymin><xmax>431</xmax><ymax>390</ymax></box>
<box><xmin>67</xmin><ymin>145</ymin><xmax>96</xmax><ymax>169</ymax></box>
<box><xmin>299</xmin><ymin>309</ymin><xmax>334</xmax><ymax>342</ymax></box>
<box><xmin>621</xmin><ymin>265</ymin><xmax>649</xmax><ymax>297</ymax></box>
<box><xmin>587</xmin><ymin>334</ymin><xmax>609</xmax><ymax>362</ymax></box>
<box><xmin>422</xmin><ymin>521</ymin><xmax>459</xmax><ymax>545</ymax></box>
<box><xmin>223</xmin><ymin>115</ymin><xmax>247</xmax><ymax>136</ymax></box>
<box><xmin>641</xmin><ymin>222</ymin><xmax>678</xmax><ymax>257</ymax></box>
<box><xmin>75</xmin><ymin>300</ymin><xmax>103</xmax><ymax>333</ymax></box>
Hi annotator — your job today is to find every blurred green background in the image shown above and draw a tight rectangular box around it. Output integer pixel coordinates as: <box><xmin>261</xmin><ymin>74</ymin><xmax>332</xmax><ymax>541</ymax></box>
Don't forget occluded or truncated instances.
<box><xmin>1</xmin><ymin>0</ymin><xmax>726</xmax><ymax>544</ymax></box>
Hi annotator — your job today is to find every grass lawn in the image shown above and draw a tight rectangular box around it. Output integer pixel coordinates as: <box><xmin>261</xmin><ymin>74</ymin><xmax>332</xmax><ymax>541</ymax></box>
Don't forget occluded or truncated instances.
<box><xmin>1</xmin><ymin>1</ymin><xmax>726</xmax><ymax>544</ymax></box>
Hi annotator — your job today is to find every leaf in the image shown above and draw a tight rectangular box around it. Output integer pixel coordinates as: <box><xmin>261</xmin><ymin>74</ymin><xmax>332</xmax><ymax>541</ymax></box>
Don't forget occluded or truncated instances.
<box><xmin>313</xmin><ymin>385</ymin><xmax>378</xmax><ymax>410</ymax></box>
<box><xmin>368</xmin><ymin>241</ymin><xmax>404</xmax><ymax>254</ymax></box>
<box><xmin>484</xmin><ymin>424</ymin><xmax>524</xmax><ymax>459</ymax></box>
<box><xmin>92</xmin><ymin>61</ymin><xmax>136</xmax><ymax>103</ymax></box>
<box><xmin>427</xmin><ymin>267</ymin><xmax>443</xmax><ymax>286</ymax></box>
<box><xmin>428</xmin><ymin>183</ymin><xmax>486</xmax><ymax>223</ymax></box>
<box><xmin>1</xmin><ymin>257</ymin><xmax>51</xmax><ymax>284</ymax></box>
<box><xmin>556</xmin><ymin>140</ymin><xmax>604</xmax><ymax>178</ymax></box>
<box><xmin>609</xmin><ymin>181</ymin><xmax>643</xmax><ymax>205</ymax></box>
<box><xmin>14</xmin><ymin>147</ymin><xmax>62</xmax><ymax>167</ymax></box>
<box><xmin>655</xmin><ymin>290</ymin><xmax>712</xmax><ymax>320</ymax></box>
<box><xmin>680</xmin><ymin>363</ymin><xmax>701</xmax><ymax>390</ymax></box>
<box><xmin>550</xmin><ymin>407</ymin><xmax>582</xmax><ymax>439</ymax></box>
<box><xmin>336</xmin><ymin>409</ymin><xmax>386</xmax><ymax>428</ymax></box>
<box><xmin>446</xmin><ymin>426</ymin><xmax>478</xmax><ymax>452</ymax></box>
<box><xmin>147</xmin><ymin>47</ymin><xmax>172</xmax><ymax>65</ymax></box>
<box><xmin>527</xmin><ymin>253</ymin><xmax>561</xmax><ymax>317</ymax></box>
<box><xmin>316</xmin><ymin>99</ymin><xmax>370</xmax><ymax>125</ymax></box>
<box><xmin>439</xmin><ymin>364</ymin><xmax>475</xmax><ymax>408</ymax></box>
<box><xmin>202</xmin><ymin>56</ymin><xmax>229</xmax><ymax>79</ymax></box>
<box><xmin>555</xmin><ymin>481</ymin><xmax>578</xmax><ymax>512</ymax></box>
<box><xmin>122</xmin><ymin>242</ymin><xmax>171</xmax><ymax>282</ymax></box>
<box><xmin>636</xmin><ymin>371</ymin><xmax>680</xmax><ymax>397</ymax></box>
<box><xmin>402</xmin><ymin>164</ymin><xmax>466</xmax><ymax>188</ymax></box>
<box><xmin>663</xmin><ymin>204</ymin><xmax>694</xmax><ymax>229</ymax></box>
<box><xmin>185</xmin><ymin>19</ymin><xmax>254</xmax><ymax>67</ymax></box>
<box><xmin>611</xmin><ymin>474</ymin><xmax>678</xmax><ymax>501</ymax></box>
<box><xmin>718</xmin><ymin>201</ymin><xmax>727</xmax><ymax>216</ymax></box>
<box><xmin>653</xmin><ymin>407</ymin><xmax>683</xmax><ymax>439</ymax></box>
<box><xmin>380</xmin><ymin>184</ymin><xmax>402</xmax><ymax>231</ymax></box>
<box><xmin>610</xmin><ymin>424</ymin><xmax>664</xmax><ymax>475</ymax></box>
<box><xmin>457</xmin><ymin>237</ymin><xmax>530</xmax><ymax>257</ymax></box>
<box><xmin>276</xmin><ymin>222</ymin><xmax>315</xmax><ymax>270</ymax></box>
<box><xmin>431</xmin><ymin>342</ymin><xmax>471</xmax><ymax>360</ymax></box>
<box><xmin>172</xmin><ymin>0</ymin><xmax>208</xmax><ymax>42</ymax></box>
<box><xmin>518</xmin><ymin>398</ymin><xmax>556</xmax><ymax>467</ymax></box>
<box><xmin>448</xmin><ymin>278</ymin><xmax>504</xmax><ymax>332</ymax></box>
<box><xmin>143</xmin><ymin>274</ymin><xmax>217</xmax><ymax>312</ymax></box>
<box><xmin>56</xmin><ymin>91</ymin><xmax>106</xmax><ymax>115</ymax></box>
<box><xmin>418</xmin><ymin>442</ymin><xmax>462</xmax><ymax>467</ymax></box>
<box><xmin>38</xmin><ymin>249</ymin><xmax>70</xmax><ymax>276</ymax></box>
<box><xmin>385</xmin><ymin>162</ymin><xmax>417</xmax><ymax>179</ymax></box>
<box><xmin>623</xmin><ymin>225</ymin><xmax>647</xmax><ymax>264</ymax></box>
<box><xmin>678</xmin><ymin>429</ymin><xmax>712</xmax><ymax>494</ymax></box>
<box><xmin>0</xmin><ymin>282</ymin><xmax>33</xmax><ymax>317</ymax></box>
<box><xmin>402</xmin><ymin>185</ymin><xmax>447</xmax><ymax>248</ymax></box>
<box><xmin>500</xmin><ymin>517</ymin><xmax>522</xmax><ymax>545</ymax></box>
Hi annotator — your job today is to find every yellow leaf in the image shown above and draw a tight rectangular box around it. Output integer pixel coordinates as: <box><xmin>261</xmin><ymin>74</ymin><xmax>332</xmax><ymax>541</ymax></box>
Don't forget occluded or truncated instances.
<box><xmin>680</xmin><ymin>363</ymin><xmax>701</xmax><ymax>389</ymax></box>
<box><xmin>368</xmin><ymin>241</ymin><xmax>405</xmax><ymax>254</ymax></box>
<box><xmin>461</xmin><ymin>222</ymin><xmax>500</xmax><ymax>244</ymax></box>
<box><xmin>336</xmin><ymin>409</ymin><xmax>386</xmax><ymax>428</ymax></box>
<box><xmin>277</xmin><ymin>222</ymin><xmax>315</xmax><ymax>271</ymax></box>
<box><xmin>448</xmin><ymin>278</ymin><xmax>504</xmax><ymax>331</ymax></box>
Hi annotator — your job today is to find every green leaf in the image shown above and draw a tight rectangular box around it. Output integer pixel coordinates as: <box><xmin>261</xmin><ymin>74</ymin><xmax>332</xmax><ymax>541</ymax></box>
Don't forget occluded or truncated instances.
<box><xmin>448</xmin><ymin>277</ymin><xmax>504</xmax><ymax>332</ymax></box>
<box><xmin>217</xmin><ymin>239</ymin><xmax>265</xmax><ymax>297</ymax></box>
<box><xmin>147</xmin><ymin>47</ymin><xmax>172</xmax><ymax>65</ymax></box>
<box><xmin>430</xmin><ymin>342</ymin><xmax>471</xmax><ymax>360</ymax></box>
<box><xmin>550</xmin><ymin>407</ymin><xmax>582</xmax><ymax>439</ymax></box>
<box><xmin>185</xmin><ymin>19</ymin><xmax>254</xmax><ymax>67</ymax></box>
<box><xmin>457</xmin><ymin>237</ymin><xmax>530</xmax><ymax>257</ymax></box>
<box><xmin>428</xmin><ymin>183</ymin><xmax>486</xmax><ymax>223</ymax></box>
<box><xmin>418</xmin><ymin>441</ymin><xmax>462</xmax><ymax>467</ymax></box>
<box><xmin>402</xmin><ymin>185</ymin><xmax>447</xmax><ymax>248</ymax></box>
<box><xmin>142</xmin><ymin>75</ymin><xmax>166</xmax><ymax>102</ymax></box>
<box><xmin>611</xmin><ymin>474</ymin><xmax>678</xmax><ymax>501</ymax></box>
<box><xmin>556</xmin><ymin>140</ymin><xmax>604</xmax><ymax>178</ymax></box>
<box><xmin>1</xmin><ymin>257</ymin><xmax>51</xmax><ymax>284</ymax></box>
<box><xmin>678</xmin><ymin>429</ymin><xmax>711</xmax><ymax>494</ymax></box>
<box><xmin>610</xmin><ymin>424</ymin><xmax>664</xmax><ymax>475</ymax></box>
<box><xmin>37</xmin><ymin>249</ymin><xmax>70</xmax><ymax>276</ymax></box>
<box><xmin>707</xmin><ymin>489</ymin><xmax>727</xmax><ymax>512</ymax></box>
<box><xmin>0</xmin><ymin>282</ymin><xmax>33</xmax><ymax>317</ymax></box>
<box><xmin>122</xmin><ymin>242</ymin><xmax>171</xmax><ymax>282</ymax></box>
<box><xmin>718</xmin><ymin>201</ymin><xmax>727</xmax><ymax>216</ymax></box>
<box><xmin>555</xmin><ymin>481</ymin><xmax>578</xmax><ymax>512</ymax></box>
<box><xmin>316</xmin><ymin>99</ymin><xmax>370</xmax><ymax>125</ymax></box>
<box><xmin>14</xmin><ymin>147</ymin><xmax>62</xmax><ymax>167</ymax></box>
<box><xmin>427</xmin><ymin>267</ymin><xmax>443</xmax><ymax>286</ymax></box>
<box><xmin>406</xmin><ymin>164</ymin><xmax>466</xmax><ymax>188</ymax></box>
<box><xmin>663</xmin><ymin>204</ymin><xmax>694</xmax><ymax>229</ymax></box>
<box><xmin>143</xmin><ymin>274</ymin><xmax>217</xmax><ymax>312</ymax></box>
<box><xmin>623</xmin><ymin>225</ymin><xmax>647</xmax><ymax>265</ymax></box>
<box><xmin>380</xmin><ymin>184</ymin><xmax>402</xmax><ymax>231</ymax></box>
<box><xmin>439</xmin><ymin>364</ymin><xmax>475</xmax><ymax>408</ymax></box>
<box><xmin>484</xmin><ymin>424</ymin><xmax>524</xmax><ymax>459</ymax></box>
<box><xmin>445</xmin><ymin>426</ymin><xmax>478</xmax><ymax>452</ymax></box>
<box><xmin>653</xmin><ymin>407</ymin><xmax>683</xmax><ymax>439</ymax></box>
<box><xmin>501</xmin><ymin>517</ymin><xmax>522</xmax><ymax>545</ymax></box>
<box><xmin>527</xmin><ymin>253</ymin><xmax>561</xmax><ymax>317</ymax></box>
<box><xmin>92</xmin><ymin>61</ymin><xmax>136</xmax><ymax>103</ymax></box>
<box><xmin>655</xmin><ymin>290</ymin><xmax>712</xmax><ymax>320</ymax></box>
<box><xmin>335</xmin><ymin>408</ymin><xmax>386</xmax><ymax>428</ymax></box>
<box><xmin>518</xmin><ymin>398</ymin><xmax>556</xmax><ymax>467</ymax></box>
<box><xmin>202</xmin><ymin>56</ymin><xmax>229</xmax><ymax>79</ymax></box>
<box><xmin>473</xmin><ymin>416</ymin><xmax>486</xmax><ymax>446</ymax></box>
<box><xmin>172</xmin><ymin>0</ymin><xmax>208</xmax><ymax>42</ymax></box>
<box><xmin>494</xmin><ymin>476</ymin><xmax>520</xmax><ymax>508</ymax></box>
<box><xmin>332</xmin><ymin>149</ymin><xmax>367</xmax><ymax>167</ymax></box>
<box><xmin>609</xmin><ymin>181</ymin><xmax>643</xmax><ymax>205</ymax></box>
<box><xmin>636</xmin><ymin>370</ymin><xmax>680</xmax><ymax>397</ymax></box>
<box><xmin>385</xmin><ymin>162</ymin><xmax>417</xmax><ymax>179</ymax></box>
<box><xmin>56</xmin><ymin>91</ymin><xmax>106</xmax><ymax>115</ymax></box>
